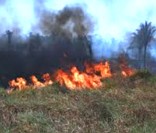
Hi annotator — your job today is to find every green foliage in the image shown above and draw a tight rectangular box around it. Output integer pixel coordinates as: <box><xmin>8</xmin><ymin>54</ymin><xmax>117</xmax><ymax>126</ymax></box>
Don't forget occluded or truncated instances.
<box><xmin>130</xmin><ymin>21</ymin><xmax>156</xmax><ymax>69</ymax></box>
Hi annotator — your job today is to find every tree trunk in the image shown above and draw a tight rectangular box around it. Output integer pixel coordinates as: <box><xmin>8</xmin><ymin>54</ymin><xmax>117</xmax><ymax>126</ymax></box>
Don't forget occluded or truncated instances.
<box><xmin>138</xmin><ymin>48</ymin><xmax>142</xmax><ymax>69</ymax></box>
<box><xmin>88</xmin><ymin>43</ymin><xmax>92</xmax><ymax>59</ymax></box>
<box><xmin>143</xmin><ymin>45</ymin><xmax>147</xmax><ymax>69</ymax></box>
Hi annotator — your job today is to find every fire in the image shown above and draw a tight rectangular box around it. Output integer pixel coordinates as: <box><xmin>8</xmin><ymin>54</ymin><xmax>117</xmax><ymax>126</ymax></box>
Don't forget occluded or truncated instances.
<box><xmin>55</xmin><ymin>66</ymin><xmax>102</xmax><ymax>90</ymax></box>
<box><xmin>30</xmin><ymin>74</ymin><xmax>53</xmax><ymax>88</ymax></box>
<box><xmin>121</xmin><ymin>64</ymin><xmax>135</xmax><ymax>77</ymax></box>
<box><xmin>7</xmin><ymin>73</ymin><xmax>53</xmax><ymax>93</ymax></box>
<box><xmin>93</xmin><ymin>61</ymin><xmax>112</xmax><ymax>78</ymax></box>
<box><xmin>85</xmin><ymin>61</ymin><xmax>112</xmax><ymax>78</ymax></box>
<box><xmin>42</xmin><ymin>73</ymin><xmax>53</xmax><ymax>86</ymax></box>
<box><xmin>7</xmin><ymin>77</ymin><xmax>28</xmax><ymax>94</ymax></box>
<box><xmin>55</xmin><ymin>69</ymin><xmax>77</xmax><ymax>89</ymax></box>
<box><xmin>70</xmin><ymin>66</ymin><xmax>102</xmax><ymax>89</ymax></box>
<box><xmin>7</xmin><ymin>61</ymin><xmax>135</xmax><ymax>93</ymax></box>
<box><xmin>9</xmin><ymin>77</ymin><xmax>27</xmax><ymax>90</ymax></box>
<box><xmin>55</xmin><ymin>61</ymin><xmax>112</xmax><ymax>90</ymax></box>
<box><xmin>30</xmin><ymin>75</ymin><xmax>45</xmax><ymax>88</ymax></box>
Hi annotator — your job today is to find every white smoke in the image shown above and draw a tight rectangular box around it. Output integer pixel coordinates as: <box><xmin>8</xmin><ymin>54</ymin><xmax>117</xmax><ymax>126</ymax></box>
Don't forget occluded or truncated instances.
<box><xmin>0</xmin><ymin>0</ymin><xmax>156</xmax><ymax>57</ymax></box>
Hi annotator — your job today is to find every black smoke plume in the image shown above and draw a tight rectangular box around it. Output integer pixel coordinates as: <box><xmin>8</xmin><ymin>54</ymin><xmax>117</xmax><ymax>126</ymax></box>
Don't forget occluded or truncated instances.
<box><xmin>38</xmin><ymin>5</ymin><xmax>93</xmax><ymax>37</ymax></box>
<box><xmin>0</xmin><ymin>5</ymin><xmax>94</xmax><ymax>88</ymax></box>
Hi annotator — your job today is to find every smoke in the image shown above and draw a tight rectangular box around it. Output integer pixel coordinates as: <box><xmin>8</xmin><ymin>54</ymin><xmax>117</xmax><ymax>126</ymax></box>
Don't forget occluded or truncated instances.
<box><xmin>0</xmin><ymin>3</ymin><xmax>95</xmax><ymax>87</ymax></box>
<box><xmin>0</xmin><ymin>0</ymin><xmax>156</xmax><ymax>57</ymax></box>
<box><xmin>38</xmin><ymin>5</ymin><xmax>93</xmax><ymax>38</ymax></box>
<box><xmin>0</xmin><ymin>0</ymin><xmax>156</xmax><ymax>87</ymax></box>
<box><xmin>0</xmin><ymin>0</ymin><xmax>155</xmax><ymax>37</ymax></box>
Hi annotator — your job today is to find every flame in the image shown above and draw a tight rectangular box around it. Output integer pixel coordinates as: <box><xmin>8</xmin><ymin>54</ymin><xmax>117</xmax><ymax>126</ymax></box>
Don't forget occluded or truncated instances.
<box><xmin>30</xmin><ymin>75</ymin><xmax>45</xmax><ymax>88</ymax></box>
<box><xmin>42</xmin><ymin>73</ymin><xmax>53</xmax><ymax>85</ymax></box>
<box><xmin>55</xmin><ymin>69</ymin><xmax>77</xmax><ymax>89</ymax></box>
<box><xmin>7</xmin><ymin>73</ymin><xmax>53</xmax><ymax>93</ymax></box>
<box><xmin>7</xmin><ymin>77</ymin><xmax>28</xmax><ymax>93</ymax></box>
<box><xmin>55</xmin><ymin>66</ymin><xmax>102</xmax><ymax>90</ymax></box>
<box><xmin>93</xmin><ymin>61</ymin><xmax>112</xmax><ymax>78</ymax></box>
<box><xmin>55</xmin><ymin>61</ymin><xmax>112</xmax><ymax>90</ymax></box>
<box><xmin>7</xmin><ymin>60</ymin><xmax>136</xmax><ymax>93</ymax></box>
<box><xmin>121</xmin><ymin>64</ymin><xmax>135</xmax><ymax>77</ymax></box>
<box><xmin>9</xmin><ymin>77</ymin><xmax>27</xmax><ymax>90</ymax></box>
<box><xmin>85</xmin><ymin>61</ymin><xmax>112</xmax><ymax>78</ymax></box>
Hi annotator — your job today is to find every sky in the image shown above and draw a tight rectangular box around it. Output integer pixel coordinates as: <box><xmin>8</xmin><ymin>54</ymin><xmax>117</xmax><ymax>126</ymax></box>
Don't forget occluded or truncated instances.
<box><xmin>0</xmin><ymin>0</ymin><xmax>156</xmax><ymax>40</ymax></box>
<box><xmin>0</xmin><ymin>0</ymin><xmax>156</xmax><ymax>58</ymax></box>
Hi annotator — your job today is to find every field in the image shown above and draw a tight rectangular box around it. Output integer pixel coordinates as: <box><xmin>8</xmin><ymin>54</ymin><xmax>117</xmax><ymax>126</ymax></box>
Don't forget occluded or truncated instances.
<box><xmin>0</xmin><ymin>72</ymin><xmax>156</xmax><ymax>133</ymax></box>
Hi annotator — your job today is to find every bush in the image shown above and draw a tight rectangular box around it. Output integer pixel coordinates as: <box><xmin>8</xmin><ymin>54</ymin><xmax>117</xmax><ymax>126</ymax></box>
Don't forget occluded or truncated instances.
<box><xmin>131</xmin><ymin>69</ymin><xmax>152</xmax><ymax>80</ymax></box>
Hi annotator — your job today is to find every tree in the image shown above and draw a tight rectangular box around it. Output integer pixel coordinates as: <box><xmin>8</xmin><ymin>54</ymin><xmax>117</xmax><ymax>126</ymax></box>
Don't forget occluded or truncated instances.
<box><xmin>130</xmin><ymin>21</ymin><xmax>156</xmax><ymax>69</ymax></box>
<box><xmin>6</xmin><ymin>30</ymin><xmax>13</xmax><ymax>49</ymax></box>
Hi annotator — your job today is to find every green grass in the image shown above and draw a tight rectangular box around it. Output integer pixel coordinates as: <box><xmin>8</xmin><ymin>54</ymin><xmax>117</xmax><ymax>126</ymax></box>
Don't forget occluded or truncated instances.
<box><xmin>0</xmin><ymin>75</ymin><xmax>156</xmax><ymax>133</ymax></box>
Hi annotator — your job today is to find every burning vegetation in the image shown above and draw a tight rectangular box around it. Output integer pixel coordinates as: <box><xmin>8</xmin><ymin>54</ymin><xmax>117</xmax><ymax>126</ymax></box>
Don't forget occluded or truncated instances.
<box><xmin>0</xmin><ymin>3</ymin><xmax>155</xmax><ymax>133</ymax></box>
<box><xmin>7</xmin><ymin>61</ymin><xmax>135</xmax><ymax>93</ymax></box>
<box><xmin>0</xmin><ymin>5</ymin><xmax>137</xmax><ymax>94</ymax></box>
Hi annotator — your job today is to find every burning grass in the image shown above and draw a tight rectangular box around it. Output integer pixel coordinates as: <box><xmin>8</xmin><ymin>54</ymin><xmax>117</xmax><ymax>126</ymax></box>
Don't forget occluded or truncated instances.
<box><xmin>0</xmin><ymin>74</ymin><xmax>155</xmax><ymax>133</ymax></box>
<box><xmin>7</xmin><ymin>61</ymin><xmax>135</xmax><ymax>93</ymax></box>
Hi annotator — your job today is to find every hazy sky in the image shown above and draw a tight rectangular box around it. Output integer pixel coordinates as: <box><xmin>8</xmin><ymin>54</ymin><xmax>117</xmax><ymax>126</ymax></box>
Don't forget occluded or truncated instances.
<box><xmin>0</xmin><ymin>0</ymin><xmax>156</xmax><ymax>41</ymax></box>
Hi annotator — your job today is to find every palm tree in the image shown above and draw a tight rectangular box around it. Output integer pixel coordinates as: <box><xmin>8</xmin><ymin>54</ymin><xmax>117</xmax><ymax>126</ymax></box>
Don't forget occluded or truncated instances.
<box><xmin>130</xmin><ymin>21</ymin><xmax>156</xmax><ymax>69</ymax></box>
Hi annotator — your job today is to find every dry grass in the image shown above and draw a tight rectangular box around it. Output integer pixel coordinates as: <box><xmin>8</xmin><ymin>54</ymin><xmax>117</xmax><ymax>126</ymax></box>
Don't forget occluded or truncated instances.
<box><xmin>0</xmin><ymin>74</ymin><xmax>156</xmax><ymax>133</ymax></box>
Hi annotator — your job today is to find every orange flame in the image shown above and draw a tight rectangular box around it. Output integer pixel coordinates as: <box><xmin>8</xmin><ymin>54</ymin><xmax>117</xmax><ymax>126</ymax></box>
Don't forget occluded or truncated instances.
<box><xmin>7</xmin><ymin>74</ymin><xmax>53</xmax><ymax>93</ymax></box>
<box><xmin>30</xmin><ymin>75</ymin><xmax>45</xmax><ymax>88</ymax></box>
<box><xmin>9</xmin><ymin>77</ymin><xmax>27</xmax><ymax>90</ymax></box>
<box><xmin>121</xmin><ymin>64</ymin><xmax>135</xmax><ymax>77</ymax></box>
<box><xmin>55</xmin><ymin>61</ymin><xmax>112</xmax><ymax>90</ymax></box>
<box><xmin>93</xmin><ymin>61</ymin><xmax>112</xmax><ymax>78</ymax></box>
<box><xmin>42</xmin><ymin>73</ymin><xmax>53</xmax><ymax>86</ymax></box>
<box><xmin>7</xmin><ymin>77</ymin><xmax>28</xmax><ymax>93</ymax></box>
<box><xmin>85</xmin><ymin>61</ymin><xmax>112</xmax><ymax>78</ymax></box>
<box><xmin>55</xmin><ymin>66</ymin><xmax>102</xmax><ymax>90</ymax></box>
<box><xmin>7</xmin><ymin>60</ymin><xmax>136</xmax><ymax>93</ymax></box>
